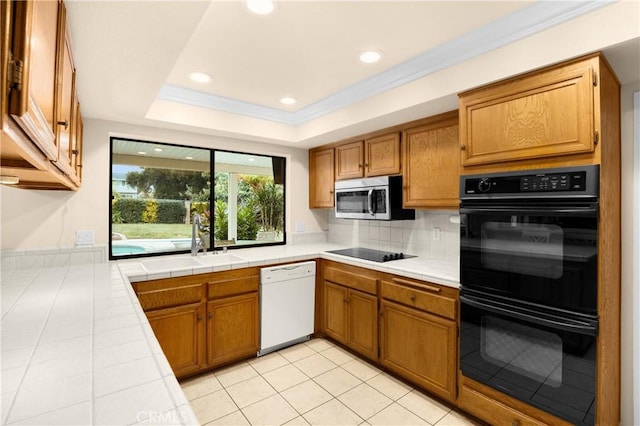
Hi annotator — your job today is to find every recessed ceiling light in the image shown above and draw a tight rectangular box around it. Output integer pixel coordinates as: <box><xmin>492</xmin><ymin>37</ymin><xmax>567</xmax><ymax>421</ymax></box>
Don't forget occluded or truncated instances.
<box><xmin>246</xmin><ymin>0</ymin><xmax>275</xmax><ymax>15</ymax></box>
<box><xmin>189</xmin><ymin>72</ymin><xmax>212</xmax><ymax>83</ymax></box>
<box><xmin>248</xmin><ymin>157</ymin><xmax>256</xmax><ymax>162</ymax></box>
<box><xmin>137</xmin><ymin>151</ymin><xmax>147</xmax><ymax>155</ymax></box>
<box><xmin>185</xmin><ymin>156</ymin><xmax>193</xmax><ymax>160</ymax></box>
<box><xmin>154</xmin><ymin>148</ymin><xmax>163</xmax><ymax>152</ymax></box>
<box><xmin>280</xmin><ymin>97</ymin><xmax>297</xmax><ymax>105</ymax></box>
<box><xmin>359</xmin><ymin>50</ymin><xmax>382</xmax><ymax>64</ymax></box>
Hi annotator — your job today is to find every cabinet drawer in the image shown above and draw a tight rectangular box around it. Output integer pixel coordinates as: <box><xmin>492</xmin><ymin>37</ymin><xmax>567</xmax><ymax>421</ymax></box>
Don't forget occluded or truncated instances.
<box><xmin>381</xmin><ymin>278</ymin><xmax>456</xmax><ymax>320</ymax></box>
<box><xmin>208</xmin><ymin>273</ymin><xmax>259</xmax><ymax>299</ymax></box>
<box><xmin>137</xmin><ymin>284</ymin><xmax>203</xmax><ymax>311</ymax></box>
<box><xmin>458</xmin><ymin>384</ymin><xmax>549</xmax><ymax>426</ymax></box>
<box><xmin>324</xmin><ymin>264</ymin><xmax>378</xmax><ymax>295</ymax></box>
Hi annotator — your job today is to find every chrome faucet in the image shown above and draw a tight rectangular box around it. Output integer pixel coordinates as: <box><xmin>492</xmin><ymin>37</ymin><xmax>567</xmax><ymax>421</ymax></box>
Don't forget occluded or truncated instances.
<box><xmin>191</xmin><ymin>212</ymin><xmax>209</xmax><ymax>256</ymax></box>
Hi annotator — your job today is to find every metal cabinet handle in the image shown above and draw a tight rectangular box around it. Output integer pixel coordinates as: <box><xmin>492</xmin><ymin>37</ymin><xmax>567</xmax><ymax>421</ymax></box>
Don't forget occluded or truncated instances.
<box><xmin>207</xmin><ymin>312</ymin><xmax>213</xmax><ymax>319</ymax></box>
<box><xmin>460</xmin><ymin>144</ymin><xmax>467</xmax><ymax>151</ymax></box>
<box><xmin>344</xmin><ymin>297</ymin><xmax>350</xmax><ymax>303</ymax></box>
<box><xmin>58</xmin><ymin>120</ymin><xmax>69</xmax><ymax>130</ymax></box>
<box><xmin>72</xmin><ymin>149</ymin><xmax>79</xmax><ymax>155</ymax></box>
<box><xmin>197</xmin><ymin>314</ymin><xmax>203</xmax><ymax>321</ymax></box>
<box><xmin>409</xmin><ymin>294</ymin><xmax>416</xmax><ymax>301</ymax></box>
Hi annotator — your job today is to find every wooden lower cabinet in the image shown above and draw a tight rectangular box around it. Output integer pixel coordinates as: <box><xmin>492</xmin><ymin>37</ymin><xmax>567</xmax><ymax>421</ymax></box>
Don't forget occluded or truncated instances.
<box><xmin>146</xmin><ymin>302</ymin><xmax>206</xmax><ymax>378</ymax></box>
<box><xmin>133</xmin><ymin>268</ymin><xmax>260</xmax><ymax>378</ymax></box>
<box><xmin>347</xmin><ymin>289</ymin><xmax>378</xmax><ymax>359</ymax></box>
<box><xmin>324</xmin><ymin>281</ymin><xmax>378</xmax><ymax>361</ymax></box>
<box><xmin>322</xmin><ymin>260</ymin><xmax>379</xmax><ymax>361</ymax></box>
<box><xmin>207</xmin><ymin>293</ymin><xmax>259</xmax><ymax>367</ymax></box>
<box><xmin>379</xmin><ymin>300</ymin><xmax>457</xmax><ymax>402</ymax></box>
<box><xmin>324</xmin><ymin>281</ymin><xmax>349</xmax><ymax>342</ymax></box>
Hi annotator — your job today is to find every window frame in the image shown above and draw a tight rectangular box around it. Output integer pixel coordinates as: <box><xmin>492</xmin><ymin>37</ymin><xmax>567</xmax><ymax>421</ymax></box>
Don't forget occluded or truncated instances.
<box><xmin>109</xmin><ymin>137</ymin><xmax>287</xmax><ymax>260</ymax></box>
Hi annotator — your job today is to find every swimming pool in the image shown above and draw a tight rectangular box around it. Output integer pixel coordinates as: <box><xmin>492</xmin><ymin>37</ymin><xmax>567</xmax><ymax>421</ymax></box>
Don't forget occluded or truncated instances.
<box><xmin>112</xmin><ymin>238</ymin><xmax>192</xmax><ymax>256</ymax></box>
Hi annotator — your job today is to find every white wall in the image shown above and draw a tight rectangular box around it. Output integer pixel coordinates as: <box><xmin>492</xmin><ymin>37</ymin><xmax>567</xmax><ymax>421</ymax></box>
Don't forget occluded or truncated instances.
<box><xmin>0</xmin><ymin>118</ymin><xmax>328</xmax><ymax>250</ymax></box>
<box><xmin>620</xmin><ymin>81</ymin><xmax>640</xmax><ymax>426</ymax></box>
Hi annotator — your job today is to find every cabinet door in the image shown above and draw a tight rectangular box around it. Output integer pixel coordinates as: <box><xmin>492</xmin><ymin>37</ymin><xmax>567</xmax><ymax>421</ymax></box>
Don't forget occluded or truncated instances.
<box><xmin>309</xmin><ymin>147</ymin><xmax>335</xmax><ymax>208</ymax></box>
<box><xmin>379</xmin><ymin>300</ymin><xmax>457</xmax><ymax>402</ymax></box>
<box><xmin>146</xmin><ymin>302</ymin><xmax>206</xmax><ymax>378</ymax></box>
<box><xmin>9</xmin><ymin>0</ymin><xmax>60</xmax><ymax>160</ymax></box>
<box><xmin>347</xmin><ymin>289</ymin><xmax>378</xmax><ymax>361</ymax></box>
<box><xmin>365</xmin><ymin>132</ymin><xmax>401</xmax><ymax>177</ymax></box>
<box><xmin>335</xmin><ymin>141</ymin><xmax>364</xmax><ymax>180</ymax></box>
<box><xmin>323</xmin><ymin>281</ymin><xmax>348</xmax><ymax>344</ymax></box>
<box><xmin>53</xmin><ymin>24</ymin><xmax>76</xmax><ymax>182</ymax></box>
<box><xmin>73</xmin><ymin>101</ymin><xmax>83</xmax><ymax>181</ymax></box>
<box><xmin>459</xmin><ymin>61</ymin><xmax>595</xmax><ymax>167</ymax></box>
<box><xmin>207</xmin><ymin>293</ymin><xmax>259</xmax><ymax>367</ymax></box>
<box><xmin>403</xmin><ymin>112</ymin><xmax>459</xmax><ymax>209</ymax></box>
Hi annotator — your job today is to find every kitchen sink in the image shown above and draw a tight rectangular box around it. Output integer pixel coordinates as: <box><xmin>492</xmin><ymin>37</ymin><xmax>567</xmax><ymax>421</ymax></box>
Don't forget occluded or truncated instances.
<box><xmin>194</xmin><ymin>253</ymin><xmax>246</xmax><ymax>266</ymax></box>
<box><xmin>141</xmin><ymin>257</ymin><xmax>203</xmax><ymax>272</ymax></box>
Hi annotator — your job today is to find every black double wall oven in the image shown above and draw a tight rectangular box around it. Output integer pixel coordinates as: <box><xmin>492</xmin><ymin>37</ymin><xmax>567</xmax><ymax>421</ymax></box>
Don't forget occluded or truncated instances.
<box><xmin>459</xmin><ymin>165</ymin><xmax>599</xmax><ymax>426</ymax></box>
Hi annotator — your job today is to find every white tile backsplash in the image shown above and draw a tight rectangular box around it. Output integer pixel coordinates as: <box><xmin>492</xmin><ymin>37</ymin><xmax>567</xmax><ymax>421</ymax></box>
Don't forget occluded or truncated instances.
<box><xmin>327</xmin><ymin>210</ymin><xmax>459</xmax><ymax>260</ymax></box>
<box><xmin>1</xmin><ymin>246</ymin><xmax>107</xmax><ymax>272</ymax></box>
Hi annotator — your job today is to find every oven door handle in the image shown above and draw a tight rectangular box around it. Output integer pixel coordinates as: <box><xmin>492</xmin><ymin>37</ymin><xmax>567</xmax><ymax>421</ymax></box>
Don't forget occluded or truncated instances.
<box><xmin>460</xmin><ymin>295</ymin><xmax>598</xmax><ymax>336</ymax></box>
<box><xmin>460</xmin><ymin>206</ymin><xmax>597</xmax><ymax>216</ymax></box>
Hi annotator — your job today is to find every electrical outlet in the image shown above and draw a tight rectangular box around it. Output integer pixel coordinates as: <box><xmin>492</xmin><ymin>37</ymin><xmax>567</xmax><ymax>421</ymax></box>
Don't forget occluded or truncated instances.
<box><xmin>76</xmin><ymin>230</ymin><xmax>95</xmax><ymax>246</ymax></box>
<box><xmin>432</xmin><ymin>227</ymin><xmax>441</xmax><ymax>241</ymax></box>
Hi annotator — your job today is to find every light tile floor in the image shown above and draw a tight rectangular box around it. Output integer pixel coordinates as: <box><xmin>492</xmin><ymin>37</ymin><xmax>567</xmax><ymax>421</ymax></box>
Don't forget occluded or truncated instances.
<box><xmin>180</xmin><ymin>338</ymin><xmax>482</xmax><ymax>426</ymax></box>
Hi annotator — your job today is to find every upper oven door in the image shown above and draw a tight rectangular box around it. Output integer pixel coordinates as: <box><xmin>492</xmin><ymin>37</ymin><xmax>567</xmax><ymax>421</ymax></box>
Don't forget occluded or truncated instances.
<box><xmin>460</xmin><ymin>201</ymin><xmax>598</xmax><ymax>314</ymax></box>
<box><xmin>335</xmin><ymin>186</ymin><xmax>390</xmax><ymax>219</ymax></box>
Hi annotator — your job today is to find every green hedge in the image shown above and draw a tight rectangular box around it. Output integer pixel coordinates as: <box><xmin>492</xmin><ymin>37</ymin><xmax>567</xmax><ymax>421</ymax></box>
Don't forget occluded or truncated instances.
<box><xmin>113</xmin><ymin>199</ymin><xmax>186</xmax><ymax>224</ymax></box>
<box><xmin>157</xmin><ymin>200</ymin><xmax>186</xmax><ymax>224</ymax></box>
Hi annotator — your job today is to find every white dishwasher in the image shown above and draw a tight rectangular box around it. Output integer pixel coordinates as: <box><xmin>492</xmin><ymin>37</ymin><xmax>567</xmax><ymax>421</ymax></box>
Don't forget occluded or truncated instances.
<box><xmin>259</xmin><ymin>261</ymin><xmax>316</xmax><ymax>356</ymax></box>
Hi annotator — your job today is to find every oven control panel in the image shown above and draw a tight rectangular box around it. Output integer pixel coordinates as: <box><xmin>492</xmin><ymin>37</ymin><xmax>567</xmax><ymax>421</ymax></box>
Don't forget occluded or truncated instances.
<box><xmin>520</xmin><ymin>172</ymin><xmax>584</xmax><ymax>192</ymax></box>
<box><xmin>462</xmin><ymin>167</ymin><xmax>595</xmax><ymax>196</ymax></box>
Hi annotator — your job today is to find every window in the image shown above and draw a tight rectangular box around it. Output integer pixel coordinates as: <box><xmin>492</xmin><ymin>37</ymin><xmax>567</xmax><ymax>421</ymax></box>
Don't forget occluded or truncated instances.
<box><xmin>110</xmin><ymin>138</ymin><xmax>286</xmax><ymax>259</ymax></box>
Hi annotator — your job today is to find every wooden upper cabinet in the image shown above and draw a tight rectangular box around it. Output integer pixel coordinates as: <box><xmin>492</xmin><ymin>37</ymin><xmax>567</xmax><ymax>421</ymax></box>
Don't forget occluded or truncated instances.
<box><xmin>8</xmin><ymin>0</ymin><xmax>60</xmax><ymax>161</ymax></box>
<box><xmin>335</xmin><ymin>132</ymin><xmax>401</xmax><ymax>180</ymax></box>
<box><xmin>2</xmin><ymin>0</ymin><xmax>83</xmax><ymax>190</ymax></box>
<box><xmin>365</xmin><ymin>132</ymin><xmax>401</xmax><ymax>177</ymax></box>
<box><xmin>309</xmin><ymin>147</ymin><xmax>335</xmax><ymax>208</ymax></box>
<box><xmin>335</xmin><ymin>141</ymin><xmax>364</xmax><ymax>180</ymax></box>
<box><xmin>403</xmin><ymin>111</ymin><xmax>459</xmax><ymax>209</ymax></box>
<box><xmin>459</xmin><ymin>55</ymin><xmax>598</xmax><ymax>168</ymax></box>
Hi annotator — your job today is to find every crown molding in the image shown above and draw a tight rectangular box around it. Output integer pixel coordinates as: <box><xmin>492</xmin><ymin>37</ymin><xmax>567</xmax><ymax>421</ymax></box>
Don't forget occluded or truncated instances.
<box><xmin>156</xmin><ymin>0</ymin><xmax>614</xmax><ymax>126</ymax></box>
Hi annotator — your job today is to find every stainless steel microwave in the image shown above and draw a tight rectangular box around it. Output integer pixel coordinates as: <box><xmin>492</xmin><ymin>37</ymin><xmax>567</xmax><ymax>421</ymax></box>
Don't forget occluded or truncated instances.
<box><xmin>334</xmin><ymin>176</ymin><xmax>415</xmax><ymax>220</ymax></box>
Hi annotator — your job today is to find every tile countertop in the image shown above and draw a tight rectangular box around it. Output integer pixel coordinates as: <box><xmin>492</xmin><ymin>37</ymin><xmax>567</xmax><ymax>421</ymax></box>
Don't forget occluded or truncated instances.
<box><xmin>117</xmin><ymin>243</ymin><xmax>460</xmax><ymax>288</ymax></box>
<box><xmin>0</xmin><ymin>244</ymin><xmax>459</xmax><ymax>425</ymax></box>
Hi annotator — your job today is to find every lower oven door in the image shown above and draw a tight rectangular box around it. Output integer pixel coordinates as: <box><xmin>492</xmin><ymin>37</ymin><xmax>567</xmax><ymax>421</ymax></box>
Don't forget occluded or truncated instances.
<box><xmin>460</xmin><ymin>290</ymin><xmax>598</xmax><ymax>426</ymax></box>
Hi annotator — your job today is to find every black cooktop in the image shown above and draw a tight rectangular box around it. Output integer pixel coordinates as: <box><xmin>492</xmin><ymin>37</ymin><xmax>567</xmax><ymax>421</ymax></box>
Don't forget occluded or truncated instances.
<box><xmin>327</xmin><ymin>247</ymin><xmax>416</xmax><ymax>263</ymax></box>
